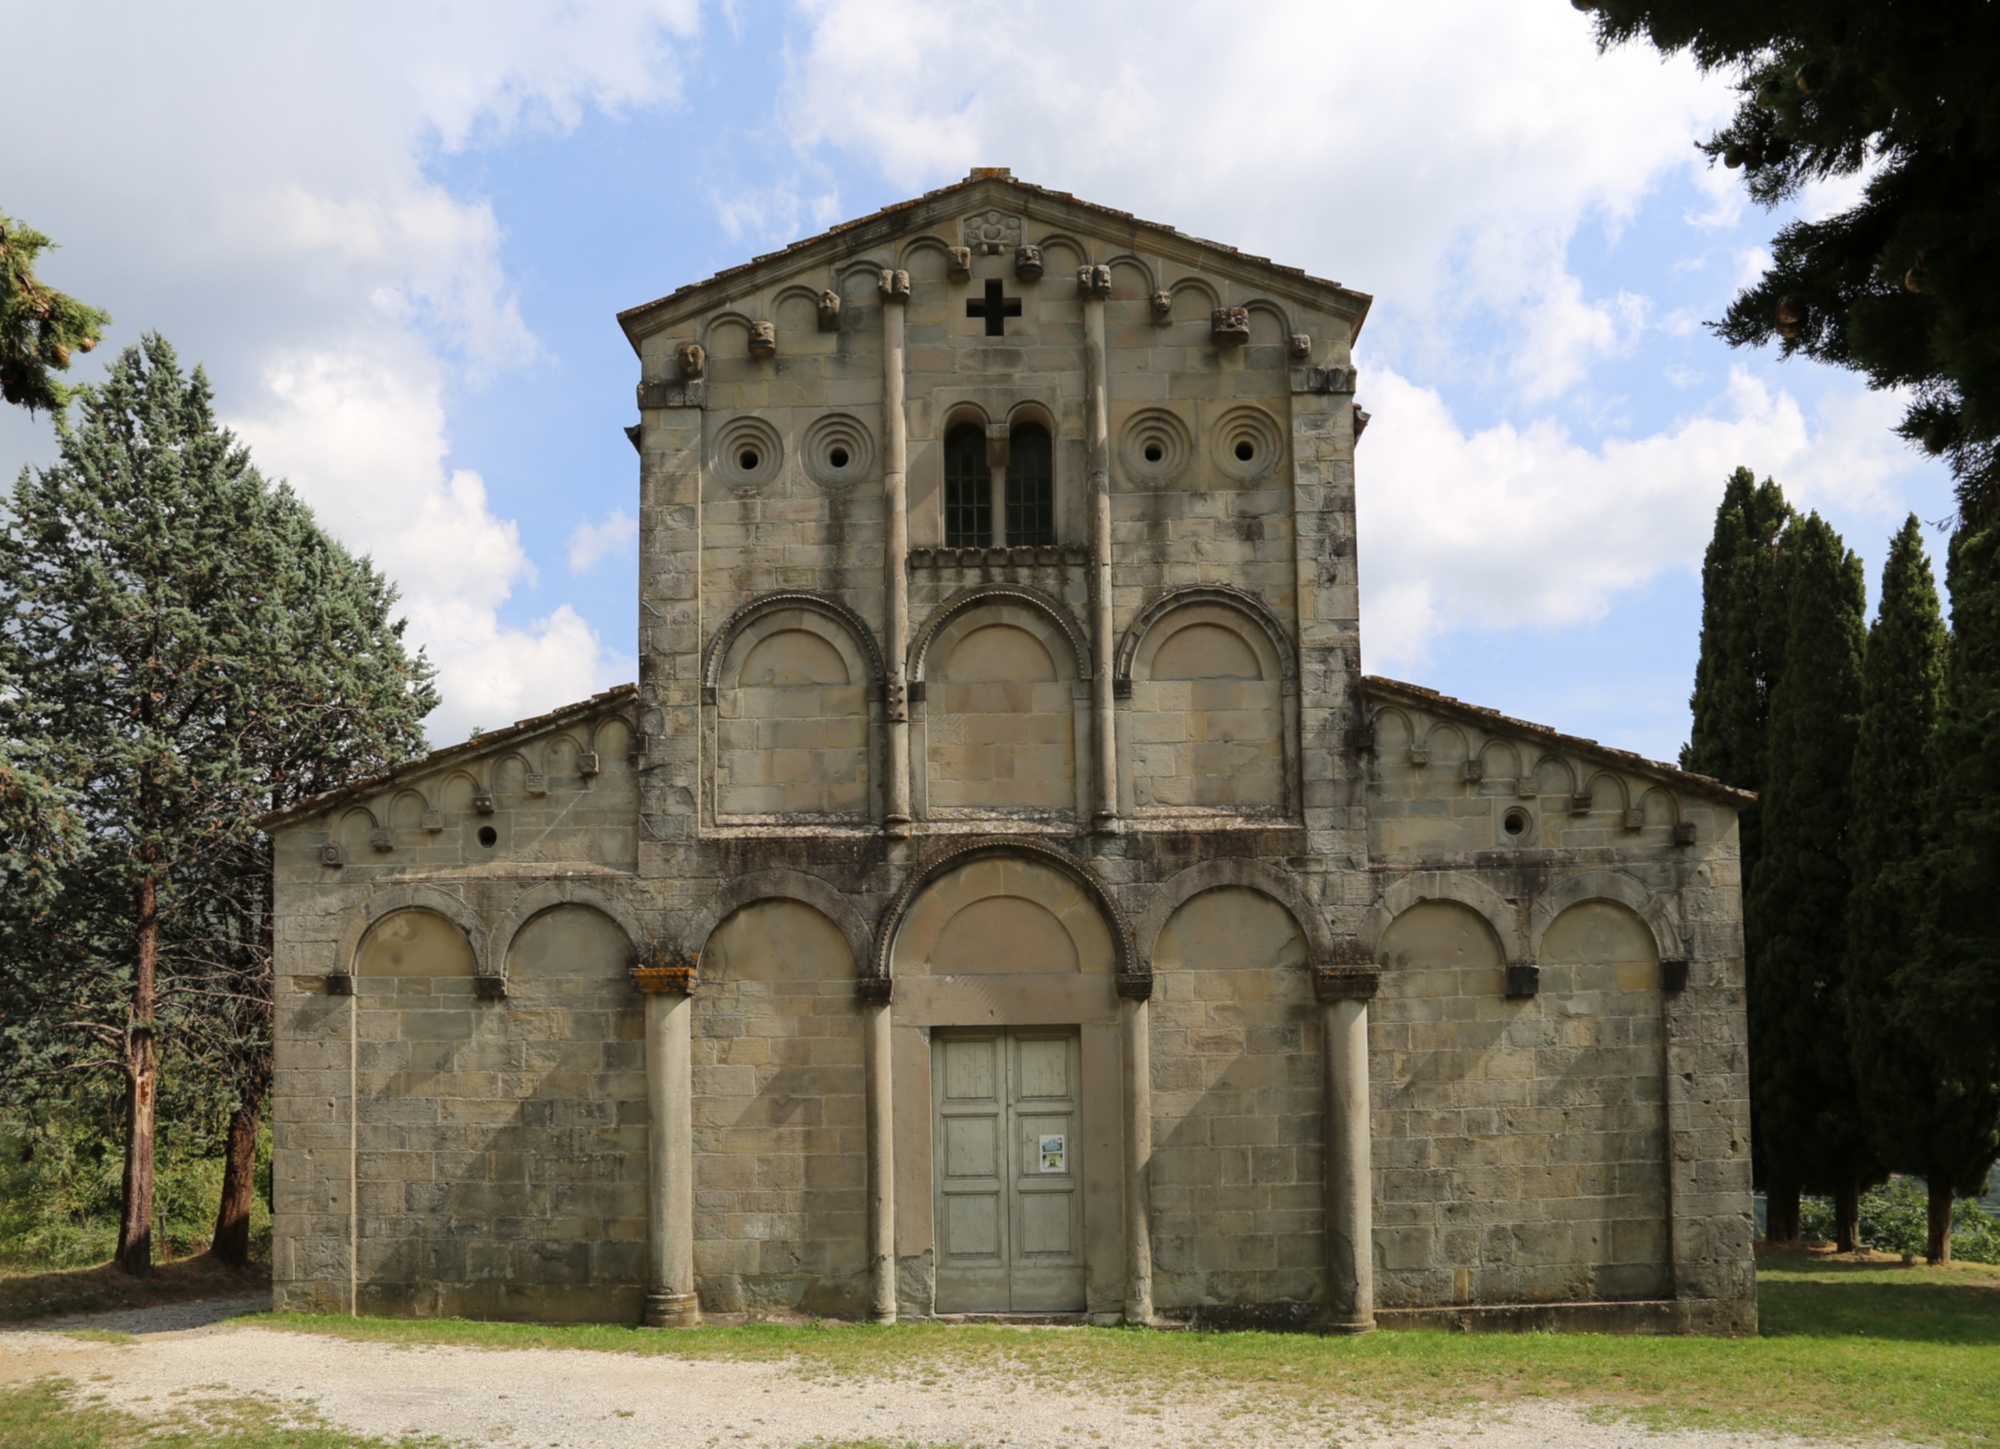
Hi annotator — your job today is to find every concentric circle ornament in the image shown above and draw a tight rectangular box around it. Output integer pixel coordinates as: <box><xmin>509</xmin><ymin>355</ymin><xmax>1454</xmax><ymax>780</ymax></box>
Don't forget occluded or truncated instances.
<box><xmin>712</xmin><ymin>415</ymin><xmax>784</xmax><ymax>491</ymax></box>
<box><xmin>802</xmin><ymin>413</ymin><xmax>874</xmax><ymax>491</ymax></box>
<box><xmin>1211</xmin><ymin>405</ymin><xmax>1283</xmax><ymax>482</ymax></box>
<box><xmin>1118</xmin><ymin>408</ymin><xmax>1193</xmax><ymax>485</ymax></box>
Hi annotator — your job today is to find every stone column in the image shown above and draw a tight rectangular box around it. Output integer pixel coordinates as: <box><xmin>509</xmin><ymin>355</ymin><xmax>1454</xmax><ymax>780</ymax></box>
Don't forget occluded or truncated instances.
<box><xmin>879</xmin><ymin>269</ymin><xmax>913</xmax><ymax>833</ymax></box>
<box><xmin>1079</xmin><ymin>264</ymin><xmax>1117</xmax><ymax>829</ymax></box>
<box><xmin>860</xmin><ymin>977</ymin><xmax>897</xmax><ymax>1321</ymax></box>
<box><xmin>635</xmin><ymin>961</ymin><xmax>699</xmax><ymax>1326</ymax></box>
<box><xmin>1317</xmin><ymin>963</ymin><xmax>1377</xmax><ymax>1333</ymax></box>
<box><xmin>1116</xmin><ymin>970</ymin><xmax>1154</xmax><ymax>1324</ymax></box>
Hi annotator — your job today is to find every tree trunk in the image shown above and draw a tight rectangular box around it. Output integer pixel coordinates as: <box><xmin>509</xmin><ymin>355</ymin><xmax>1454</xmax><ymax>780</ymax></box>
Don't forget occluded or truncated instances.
<box><xmin>210</xmin><ymin>1098</ymin><xmax>261</xmax><ymax>1265</ymax></box>
<box><xmin>1928</xmin><ymin>1176</ymin><xmax>1955</xmax><ymax>1265</ymax></box>
<box><xmin>1834</xmin><ymin>1180</ymin><xmax>1861</xmax><ymax>1253</ymax></box>
<box><xmin>116</xmin><ymin>870</ymin><xmax>158</xmax><ymax>1277</ymax></box>
<box><xmin>212</xmin><ymin>858</ymin><xmax>276</xmax><ymax>1267</ymax></box>
<box><xmin>1766</xmin><ymin>1177</ymin><xmax>1801</xmax><ymax>1242</ymax></box>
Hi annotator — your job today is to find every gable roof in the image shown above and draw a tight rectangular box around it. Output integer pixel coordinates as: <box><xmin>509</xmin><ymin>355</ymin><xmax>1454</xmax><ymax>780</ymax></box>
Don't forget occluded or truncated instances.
<box><xmin>618</xmin><ymin>168</ymin><xmax>1373</xmax><ymax>347</ymax></box>
<box><xmin>1361</xmin><ymin>676</ymin><xmax>1753</xmax><ymax>807</ymax></box>
<box><xmin>255</xmin><ymin>684</ymin><xmax>639</xmax><ymax>833</ymax></box>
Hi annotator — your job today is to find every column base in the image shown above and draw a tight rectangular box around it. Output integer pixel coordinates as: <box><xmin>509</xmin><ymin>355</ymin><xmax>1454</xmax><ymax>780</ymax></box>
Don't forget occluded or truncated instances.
<box><xmin>1322</xmin><ymin>1313</ymin><xmax>1376</xmax><ymax>1336</ymax></box>
<box><xmin>641</xmin><ymin>1290</ymin><xmax>702</xmax><ymax>1328</ymax></box>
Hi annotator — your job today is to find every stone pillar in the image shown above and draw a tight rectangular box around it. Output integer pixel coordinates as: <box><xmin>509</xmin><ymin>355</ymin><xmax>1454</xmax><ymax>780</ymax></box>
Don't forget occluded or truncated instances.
<box><xmin>1117</xmin><ymin>970</ymin><xmax>1154</xmax><ymax>1324</ymax></box>
<box><xmin>880</xmin><ymin>268</ymin><xmax>913</xmax><ymax>833</ymax></box>
<box><xmin>860</xmin><ymin>976</ymin><xmax>897</xmax><ymax>1322</ymax></box>
<box><xmin>1079</xmin><ymin>264</ymin><xmax>1117</xmax><ymax>829</ymax></box>
<box><xmin>635</xmin><ymin>961</ymin><xmax>699</xmax><ymax>1326</ymax></box>
<box><xmin>1317</xmin><ymin>963</ymin><xmax>1377</xmax><ymax>1333</ymax></box>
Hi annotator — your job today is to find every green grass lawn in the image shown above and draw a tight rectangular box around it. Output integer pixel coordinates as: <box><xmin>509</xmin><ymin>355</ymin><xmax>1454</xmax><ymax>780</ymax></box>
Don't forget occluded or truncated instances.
<box><xmin>6</xmin><ymin>1247</ymin><xmax>2000</xmax><ymax>1448</ymax></box>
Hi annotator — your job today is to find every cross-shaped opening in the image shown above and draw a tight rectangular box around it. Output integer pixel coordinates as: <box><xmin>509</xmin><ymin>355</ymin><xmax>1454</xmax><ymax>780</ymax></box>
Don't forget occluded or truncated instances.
<box><xmin>966</xmin><ymin>278</ymin><xmax>1022</xmax><ymax>337</ymax></box>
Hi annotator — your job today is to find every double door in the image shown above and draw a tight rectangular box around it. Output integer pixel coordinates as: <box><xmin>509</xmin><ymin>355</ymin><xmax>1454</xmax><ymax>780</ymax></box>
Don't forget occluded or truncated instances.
<box><xmin>932</xmin><ymin>1028</ymin><xmax>1085</xmax><ymax>1313</ymax></box>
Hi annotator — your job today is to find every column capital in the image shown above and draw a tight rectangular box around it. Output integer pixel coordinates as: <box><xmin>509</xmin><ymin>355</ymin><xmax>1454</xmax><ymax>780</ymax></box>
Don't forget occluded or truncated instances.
<box><xmin>856</xmin><ymin>975</ymin><xmax>893</xmax><ymax>1004</ymax></box>
<box><xmin>878</xmin><ymin>268</ymin><xmax>911</xmax><ymax>302</ymax></box>
<box><xmin>1314</xmin><ymin>965</ymin><xmax>1380</xmax><ymax>1002</ymax></box>
<box><xmin>1077</xmin><ymin>264</ymin><xmax>1112</xmax><ymax>301</ymax></box>
<box><xmin>632</xmin><ymin>962</ymin><xmax>697</xmax><ymax>996</ymax></box>
<box><xmin>1114</xmin><ymin>970</ymin><xmax>1153</xmax><ymax>1001</ymax></box>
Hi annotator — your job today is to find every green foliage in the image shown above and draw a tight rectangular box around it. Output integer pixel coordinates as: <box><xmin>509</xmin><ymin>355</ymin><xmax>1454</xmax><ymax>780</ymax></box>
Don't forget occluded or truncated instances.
<box><xmin>1586</xmin><ymin>2</ymin><xmax>2000</xmax><ymax>521</ymax></box>
<box><xmin>1797</xmin><ymin>1178</ymin><xmax>2000</xmax><ymax>1263</ymax></box>
<box><xmin>1843</xmin><ymin>518</ymin><xmax>1997</xmax><ymax>1194</ymax></box>
<box><xmin>0</xmin><ymin>213</ymin><xmax>110</xmax><ymax>418</ymax></box>
<box><xmin>1747</xmin><ymin>511</ymin><xmax>1874</xmax><ymax>1193</ymax></box>
<box><xmin>1683</xmin><ymin>466</ymin><xmax>1793</xmax><ymax>879</ymax></box>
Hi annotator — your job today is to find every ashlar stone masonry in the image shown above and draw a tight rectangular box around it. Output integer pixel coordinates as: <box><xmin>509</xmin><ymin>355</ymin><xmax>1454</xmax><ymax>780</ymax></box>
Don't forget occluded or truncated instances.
<box><xmin>265</xmin><ymin>170</ymin><xmax>1757</xmax><ymax>1335</ymax></box>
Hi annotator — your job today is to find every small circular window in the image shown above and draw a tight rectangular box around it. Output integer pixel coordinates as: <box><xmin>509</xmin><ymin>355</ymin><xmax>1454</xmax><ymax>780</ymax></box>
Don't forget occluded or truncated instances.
<box><xmin>802</xmin><ymin>413</ymin><xmax>873</xmax><ymax>490</ymax></box>
<box><xmin>1143</xmin><ymin>442</ymin><xmax>1164</xmax><ymax>463</ymax></box>
<box><xmin>713</xmin><ymin>416</ymin><xmax>784</xmax><ymax>491</ymax></box>
<box><xmin>1502</xmin><ymin>808</ymin><xmax>1531</xmax><ymax>840</ymax></box>
<box><xmin>477</xmin><ymin>825</ymin><xmax>498</xmax><ymax>848</ymax></box>
<box><xmin>1212</xmin><ymin>406</ymin><xmax>1282</xmax><ymax>480</ymax></box>
<box><xmin>1234</xmin><ymin>440</ymin><xmax>1255</xmax><ymax>462</ymax></box>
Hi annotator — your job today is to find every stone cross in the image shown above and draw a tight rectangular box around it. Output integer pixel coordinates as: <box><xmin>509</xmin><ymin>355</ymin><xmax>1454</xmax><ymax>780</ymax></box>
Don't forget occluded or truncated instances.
<box><xmin>966</xmin><ymin>278</ymin><xmax>1022</xmax><ymax>337</ymax></box>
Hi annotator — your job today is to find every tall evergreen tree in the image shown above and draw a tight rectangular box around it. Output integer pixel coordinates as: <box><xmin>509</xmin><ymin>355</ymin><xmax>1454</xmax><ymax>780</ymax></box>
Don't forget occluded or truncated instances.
<box><xmin>1905</xmin><ymin>509</ymin><xmax>2000</xmax><ymax>1255</ymax></box>
<box><xmin>0</xmin><ymin>334</ymin><xmax>435</xmax><ymax>1273</ymax></box>
<box><xmin>1844</xmin><ymin>518</ymin><xmax>1991</xmax><ymax>1260</ymax></box>
<box><xmin>1684</xmin><ymin>467</ymin><xmax>1794</xmax><ymax>878</ymax></box>
<box><xmin>1748</xmin><ymin>511</ymin><xmax>1876</xmax><ymax>1248</ymax></box>
<box><xmin>1682</xmin><ymin>467</ymin><xmax>1795</xmax><ymax>1233</ymax></box>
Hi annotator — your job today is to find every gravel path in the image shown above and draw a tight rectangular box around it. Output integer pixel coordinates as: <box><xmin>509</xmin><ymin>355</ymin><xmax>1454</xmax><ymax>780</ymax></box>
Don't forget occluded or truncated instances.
<box><xmin>0</xmin><ymin>1298</ymin><xmax>1845</xmax><ymax>1449</ymax></box>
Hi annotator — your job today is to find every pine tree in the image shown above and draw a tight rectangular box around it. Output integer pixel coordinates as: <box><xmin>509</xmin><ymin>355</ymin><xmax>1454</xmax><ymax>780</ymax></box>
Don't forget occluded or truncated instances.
<box><xmin>1904</xmin><ymin>508</ymin><xmax>2000</xmax><ymax>1259</ymax></box>
<box><xmin>0</xmin><ymin>212</ymin><xmax>110</xmax><ymax>416</ymax></box>
<box><xmin>1843</xmin><ymin>518</ymin><xmax>1991</xmax><ymax>1260</ymax></box>
<box><xmin>0</xmin><ymin>334</ymin><xmax>435</xmax><ymax>1274</ymax></box>
<box><xmin>1584</xmin><ymin>2</ymin><xmax>2000</xmax><ymax>520</ymax></box>
<box><xmin>1747</xmin><ymin>511</ymin><xmax>1876</xmax><ymax>1248</ymax></box>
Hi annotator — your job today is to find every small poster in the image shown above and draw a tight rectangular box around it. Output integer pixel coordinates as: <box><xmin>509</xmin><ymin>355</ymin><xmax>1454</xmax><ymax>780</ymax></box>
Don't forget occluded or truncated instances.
<box><xmin>1039</xmin><ymin>1134</ymin><xmax>1066</xmax><ymax>1173</ymax></box>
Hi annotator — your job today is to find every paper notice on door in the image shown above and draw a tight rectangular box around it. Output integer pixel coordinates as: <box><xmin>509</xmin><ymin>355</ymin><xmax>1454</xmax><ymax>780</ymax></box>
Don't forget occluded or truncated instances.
<box><xmin>1039</xmin><ymin>1134</ymin><xmax>1066</xmax><ymax>1173</ymax></box>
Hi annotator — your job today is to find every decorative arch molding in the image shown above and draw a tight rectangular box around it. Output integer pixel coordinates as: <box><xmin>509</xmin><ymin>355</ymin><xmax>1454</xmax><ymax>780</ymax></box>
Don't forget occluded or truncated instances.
<box><xmin>701</xmin><ymin>591</ymin><xmax>886</xmax><ymax>702</ymax></box>
<box><xmin>339</xmin><ymin>884</ymin><xmax>489</xmax><ymax>979</ymax></box>
<box><xmin>683</xmin><ymin>869</ymin><xmax>875</xmax><ymax>981</ymax></box>
<box><xmin>1104</xmin><ymin>253</ymin><xmax>1157</xmax><ymax>293</ymax></box>
<box><xmin>1167</xmin><ymin>276</ymin><xmax>1220</xmax><ymax>311</ymax></box>
<box><xmin>1114</xmin><ymin>584</ymin><xmax>1298</xmax><ymax>687</ymax></box>
<box><xmin>488</xmin><ymin>880</ymin><xmax>646</xmax><ymax>985</ymax></box>
<box><xmin>1527</xmin><ymin>869</ymin><xmax>1684</xmax><ymax>963</ymax></box>
<box><xmin>909</xmin><ymin>583</ymin><xmax>1090</xmax><ymax>683</ymax></box>
<box><xmin>872</xmin><ymin>838</ymin><xmax>1133</xmax><ymax>981</ymax></box>
<box><xmin>1362</xmin><ymin>871</ymin><xmax>1525</xmax><ymax>966</ymax></box>
<box><xmin>1244</xmin><ymin>297</ymin><xmax>1294</xmax><ymax>336</ymax></box>
<box><xmin>1135</xmin><ymin>858</ymin><xmax>1332</xmax><ymax>970</ymax></box>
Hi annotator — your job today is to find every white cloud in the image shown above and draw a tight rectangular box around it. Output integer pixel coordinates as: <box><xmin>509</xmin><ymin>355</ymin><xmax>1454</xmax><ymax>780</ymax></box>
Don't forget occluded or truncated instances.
<box><xmin>0</xmin><ymin>0</ymin><xmax>700</xmax><ymax>744</ymax></box>
<box><xmin>1356</xmin><ymin>366</ymin><xmax>1925</xmax><ymax>673</ymax></box>
<box><xmin>568</xmin><ymin>509</ymin><xmax>639</xmax><ymax>574</ymax></box>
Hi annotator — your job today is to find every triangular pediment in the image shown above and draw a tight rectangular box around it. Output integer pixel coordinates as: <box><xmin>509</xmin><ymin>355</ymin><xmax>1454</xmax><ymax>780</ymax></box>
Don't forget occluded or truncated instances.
<box><xmin>617</xmin><ymin>170</ymin><xmax>1371</xmax><ymax>349</ymax></box>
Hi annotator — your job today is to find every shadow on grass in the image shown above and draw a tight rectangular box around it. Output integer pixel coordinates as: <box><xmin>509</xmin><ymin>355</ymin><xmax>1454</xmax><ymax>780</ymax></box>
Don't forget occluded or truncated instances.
<box><xmin>0</xmin><ymin>1252</ymin><xmax>269</xmax><ymax>1324</ymax></box>
<box><xmin>1757</xmin><ymin>1244</ymin><xmax>2000</xmax><ymax>1343</ymax></box>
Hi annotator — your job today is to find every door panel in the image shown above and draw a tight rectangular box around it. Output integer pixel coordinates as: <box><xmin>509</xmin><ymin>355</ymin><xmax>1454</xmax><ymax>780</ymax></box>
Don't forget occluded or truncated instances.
<box><xmin>933</xmin><ymin>1027</ymin><xmax>1085</xmax><ymax>1313</ymax></box>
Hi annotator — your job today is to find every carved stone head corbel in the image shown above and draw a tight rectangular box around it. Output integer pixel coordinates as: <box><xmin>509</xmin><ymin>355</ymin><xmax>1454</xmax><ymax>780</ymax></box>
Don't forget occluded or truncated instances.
<box><xmin>676</xmin><ymin>341</ymin><xmax>706</xmax><ymax>380</ymax></box>
<box><xmin>816</xmin><ymin>290</ymin><xmax>842</xmax><ymax>331</ymax></box>
<box><xmin>1014</xmin><ymin>245</ymin><xmax>1043</xmax><ymax>281</ymax></box>
<box><xmin>945</xmin><ymin>246</ymin><xmax>972</xmax><ymax>282</ymax></box>
<box><xmin>1211</xmin><ymin>306</ymin><xmax>1250</xmax><ymax>345</ymax></box>
<box><xmin>1149</xmin><ymin>290</ymin><xmax>1173</xmax><ymax>322</ymax></box>
<box><xmin>1077</xmin><ymin>264</ymin><xmax>1111</xmax><ymax>300</ymax></box>
<box><xmin>748</xmin><ymin>320</ymin><xmax>777</xmax><ymax>359</ymax></box>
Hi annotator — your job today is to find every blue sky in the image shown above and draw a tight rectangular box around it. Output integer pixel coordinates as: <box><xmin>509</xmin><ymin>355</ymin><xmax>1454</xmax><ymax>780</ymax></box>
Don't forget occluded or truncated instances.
<box><xmin>0</xmin><ymin>1</ymin><xmax>1955</xmax><ymax>758</ymax></box>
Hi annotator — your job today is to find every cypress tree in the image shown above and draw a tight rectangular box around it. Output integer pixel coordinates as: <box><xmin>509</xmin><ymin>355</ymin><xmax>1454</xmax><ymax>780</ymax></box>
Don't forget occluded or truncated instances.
<box><xmin>1844</xmin><ymin>518</ymin><xmax>1992</xmax><ymax>1260</ymax></box>
<box><xmin>1747</xmin><ymin>511</ymin><xmax>1876</xmax><ymax>1249</ymax></box>
<box><xmin>1683</xmin><ymin>467</ymin><xmax>1795</xmax><ymax>1232</ymax></box>
<box><xmin>1906</xmin><ymin>508</ymin><xmax>2000</xmax><ymax>1258</ymax></box>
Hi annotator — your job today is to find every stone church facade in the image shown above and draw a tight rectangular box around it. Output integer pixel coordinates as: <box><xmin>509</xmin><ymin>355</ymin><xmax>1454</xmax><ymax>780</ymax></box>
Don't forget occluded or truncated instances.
<box><xmin>265</xmin><ymin>171</ymin><xmax>1757</xmax><ymax>1335</ymax></box>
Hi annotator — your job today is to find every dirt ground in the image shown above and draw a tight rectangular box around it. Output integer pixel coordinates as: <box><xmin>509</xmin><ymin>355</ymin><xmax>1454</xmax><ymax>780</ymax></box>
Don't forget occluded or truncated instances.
<box><xmin>0</xmin><ymin>1296</ymin><xmax>1841</xmax><ymax>1449</ymax></box>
